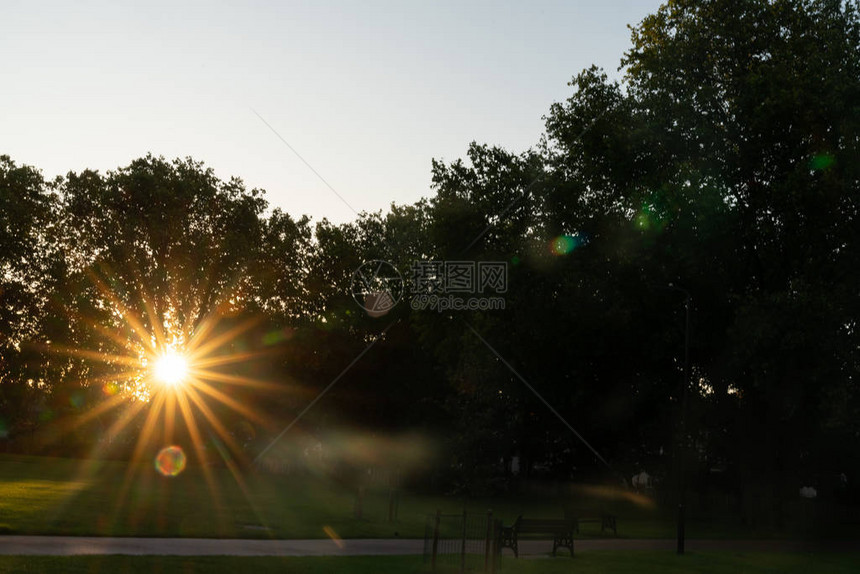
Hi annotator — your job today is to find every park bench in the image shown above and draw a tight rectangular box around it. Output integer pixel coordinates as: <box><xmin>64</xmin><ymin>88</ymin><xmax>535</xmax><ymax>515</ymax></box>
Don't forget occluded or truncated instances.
<box><xmin>563</xmin><ymin>509</ymin><xmax>618</xmax><ymax>535</ymax></box>
<box><xmin>498</xmin><ymin>515</ymin><xmax>575</xmax><ymax>558</ymax></box>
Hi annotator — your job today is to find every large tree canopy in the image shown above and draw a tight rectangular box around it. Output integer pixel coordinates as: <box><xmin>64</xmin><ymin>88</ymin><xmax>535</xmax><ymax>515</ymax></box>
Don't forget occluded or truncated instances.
<box><xmin>1</xmin><ymin>0</ymin><xmax>858</xmax><ymax>517</ymax></box>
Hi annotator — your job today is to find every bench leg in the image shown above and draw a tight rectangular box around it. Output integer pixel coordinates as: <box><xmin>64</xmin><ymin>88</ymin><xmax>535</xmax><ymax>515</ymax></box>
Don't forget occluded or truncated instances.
<box><xmin>498</xmin><ymin>527</ymin><xmax>519</xmax><ymax>559</ymax></box>
<box><xmin>554</xmin><ymin>533</ymin><xmax>574</xmax><ymax>557</ymax></box>
<box><xmin>601</xmin><ymin>516</ymin><xmax>617</xmax><ymax>536</ymax></box>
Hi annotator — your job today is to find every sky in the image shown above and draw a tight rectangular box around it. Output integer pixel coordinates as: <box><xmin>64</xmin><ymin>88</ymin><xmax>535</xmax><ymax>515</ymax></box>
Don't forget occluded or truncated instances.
<box><xmin>2</xmin><ymin>0</ymin><xmax>658</xmax><ymax>224</ymax></box>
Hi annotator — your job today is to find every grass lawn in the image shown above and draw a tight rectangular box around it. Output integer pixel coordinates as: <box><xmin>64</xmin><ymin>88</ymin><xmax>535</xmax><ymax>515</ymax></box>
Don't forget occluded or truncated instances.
<box><xmin>0</xmin><ymin>453</ymin><xmax>661</xmax><ymax>539</ymax></box>
<box><xmin>0</xmin><ymin>453</ymin><xmax>855</xmax><ymax>540</ymax></box>
<box><xmin>0</xmin><ymin>552</ymin><xmax>858</xmax><ymax>574</ymax></box>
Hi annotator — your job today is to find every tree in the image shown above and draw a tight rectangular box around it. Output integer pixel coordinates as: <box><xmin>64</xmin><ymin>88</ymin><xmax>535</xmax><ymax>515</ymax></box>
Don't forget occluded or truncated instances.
<box><xmin>418</xmin><ymin>0</ymin><xmax>860</xmax><ymax>504</ymax></box>
<box><xmin>0</xmin><ymin>156</ymin><xmax>60</xmax><ymax>447</ymax></box>
<box><xmin>24</xmin><ymin>155</ymin><xmax>274</xmax><ymax>457</ymax></box>
<box><xmin>619</xmin><ymin>0</ymin><xmax>860</xmax><ymax>522</ymax></box>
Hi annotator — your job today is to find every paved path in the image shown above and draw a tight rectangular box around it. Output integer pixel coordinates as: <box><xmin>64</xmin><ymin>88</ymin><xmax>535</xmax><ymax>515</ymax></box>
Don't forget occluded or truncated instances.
<box><xmin>0</xmin><ymin>537</ymin><xmax>423</xmax><ymax>557</ymax></box>
<box><xmin>0</xmin><ymin>537</ymin><xmax>856</xmax><ymax>556</ymax></box>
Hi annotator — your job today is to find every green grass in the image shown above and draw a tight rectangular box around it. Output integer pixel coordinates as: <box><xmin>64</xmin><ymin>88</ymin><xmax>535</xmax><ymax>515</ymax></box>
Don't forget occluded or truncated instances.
<box><xmin>0</xmin><ymin>552</ymin><xmax>858</xmax><ymax>574</ymax></box>
<box><xmin>0</xmin><ymin>454</ymin><xmax>855</xmax><ymax>540</ymax></box>
<box><xmin>0</xmin><ymin>453</ymin><xmax>662</xmax><ymax>539</ymax></box>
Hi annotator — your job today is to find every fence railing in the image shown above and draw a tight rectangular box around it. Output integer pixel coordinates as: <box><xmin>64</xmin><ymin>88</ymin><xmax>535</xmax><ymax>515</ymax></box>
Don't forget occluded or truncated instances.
<box><xmin>423</xmin><ymin>509</ymin><xmax>501</xmax><ymax>573</ymax></box>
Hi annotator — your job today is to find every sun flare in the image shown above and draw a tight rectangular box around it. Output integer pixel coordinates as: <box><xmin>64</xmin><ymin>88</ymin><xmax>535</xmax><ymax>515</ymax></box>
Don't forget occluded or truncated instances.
<box><xmin>153</xmin><ymin>350</ymin><xmax>189</xmax><ymax>387</ymax></box>
<box><xmin>43</xmin><ymin>266</ymin><xmax>284</xmax><ymax>529</ymax></box>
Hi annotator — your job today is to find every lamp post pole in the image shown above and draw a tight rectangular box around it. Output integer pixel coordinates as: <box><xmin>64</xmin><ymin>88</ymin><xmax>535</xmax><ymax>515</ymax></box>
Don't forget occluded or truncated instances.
<box><xmin>668</xmin><ymin>283</ymin><xmax>691</xmax><ymax>555</ymax></box>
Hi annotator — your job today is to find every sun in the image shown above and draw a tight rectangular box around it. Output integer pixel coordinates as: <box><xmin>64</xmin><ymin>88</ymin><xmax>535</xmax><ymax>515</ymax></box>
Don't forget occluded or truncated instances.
<box><xmin>153</xmin><ymin>350</ymin><xmax>189</xmax><ymax>387</ymax></box>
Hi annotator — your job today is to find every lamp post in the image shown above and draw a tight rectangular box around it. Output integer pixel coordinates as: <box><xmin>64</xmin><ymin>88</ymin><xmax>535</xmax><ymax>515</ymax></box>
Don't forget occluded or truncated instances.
<box><xmin>668</xmin><ymin>283</ymin><xmax>691</xmax><ymax>555</ymax></box>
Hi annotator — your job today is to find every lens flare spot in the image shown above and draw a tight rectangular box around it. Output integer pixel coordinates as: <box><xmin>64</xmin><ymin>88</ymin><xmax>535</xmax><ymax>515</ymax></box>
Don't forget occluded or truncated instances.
<box><xmin>364</xmin><ymin>292</ymin><xmax>395</xmax><ymax>318</ymax></box>
<box><xmin>38</xmin><ymin>408</ymin><xmax>54</xmax><ymax>423</ymax></box>
<box><xmin>323</xmin><ymin>525</ymin><xmax>344</xmax><ymax>548</ymax></box>
<box><xmin>635</xmin><ymin>204</ymin><xmax>668</xmax><ymax>232</ymax></box>
<box><xmin>551</xmin><ymin>236</ymin><xmax>575</xmax><ymax>255</ymax></box>
<box><xmin>262</xmin><ymin>327</ymin><xmax>294</xmax><ymax>346</ymax></box>
<box><xmin>155</xmin><ymin>445</ymin><xmax>187</xmax><ymax>477</ymax></box>
<box><xmin>549</xmin><ymin>234</ymin><xmax>586</xmax><ymax>255</ymax></box>
<box><xmin>69</xmin><ymin>392</ymin><xmax>86</xmax><ymax>409</ymax></box>
<box><xmin>102</xmin><ymin>382</ymin><xmax>119</xmax><ymax>396</ymax></box>
<box><xmin>809</xmin><ymin>153</ymin><xmax>835</xmax><ymax>171</ymax></box>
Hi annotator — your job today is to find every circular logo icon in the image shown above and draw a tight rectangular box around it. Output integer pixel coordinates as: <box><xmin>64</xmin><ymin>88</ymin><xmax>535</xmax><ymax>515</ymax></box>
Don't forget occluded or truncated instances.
<box><xmin>350</xmin><ymin>260</ymin><xmax>404</xmax><ymax>317</ymax></box>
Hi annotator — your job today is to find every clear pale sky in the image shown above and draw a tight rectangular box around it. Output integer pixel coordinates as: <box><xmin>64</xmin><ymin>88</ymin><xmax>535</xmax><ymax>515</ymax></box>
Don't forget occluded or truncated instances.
<box><xmin>2</xmin><ymin>0</ymin><xmax>658</xmax><ymax>224</ymax></box>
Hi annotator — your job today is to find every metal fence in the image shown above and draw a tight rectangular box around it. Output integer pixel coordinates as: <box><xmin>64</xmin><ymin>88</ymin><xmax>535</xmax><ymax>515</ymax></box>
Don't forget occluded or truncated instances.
<box><xmin>423</xmin><ymin>509</ymin><xmax>499</xmax><ymax>573</ymax></box>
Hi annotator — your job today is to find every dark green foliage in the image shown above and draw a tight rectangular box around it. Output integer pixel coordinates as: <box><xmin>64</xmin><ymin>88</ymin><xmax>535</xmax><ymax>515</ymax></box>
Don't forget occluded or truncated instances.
<box><xmin>1</xmin><ymin>2</ymin><xmax>859</xmax><ymax>531</ymax></box>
